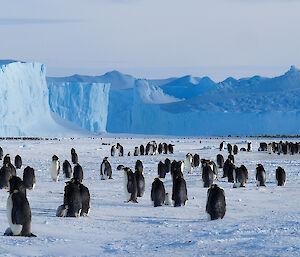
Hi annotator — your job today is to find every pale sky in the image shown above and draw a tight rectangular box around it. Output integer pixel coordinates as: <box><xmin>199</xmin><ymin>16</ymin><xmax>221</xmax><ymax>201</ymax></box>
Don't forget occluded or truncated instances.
<box><xmin>1</xmin><ymin>0</ymin><xmax>300</xmax><ymax>81</ymax></box>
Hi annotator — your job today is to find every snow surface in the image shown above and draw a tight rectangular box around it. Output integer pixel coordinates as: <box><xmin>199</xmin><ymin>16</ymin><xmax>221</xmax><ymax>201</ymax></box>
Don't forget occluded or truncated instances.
<box><xmin>0</xmin><ymin>137</ymin><xmax>299</xmax><ymax>256</ymax></box>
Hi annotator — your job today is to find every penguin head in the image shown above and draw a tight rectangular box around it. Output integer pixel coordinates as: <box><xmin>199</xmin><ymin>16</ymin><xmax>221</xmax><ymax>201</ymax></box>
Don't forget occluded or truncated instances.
<box><xmin>52</xmin><ymin>155</ymin><xmax>59</xmax><ymax>161</ymax></box>
<box><xmin>9</xmin><ymin>176</ymin><xmax>25</xmax><ymax>194</ymax></box>
<box><xmin>117</xmin><ymin>165</ymin><xmax>124</xmax><ymax>170</ymax></box>
<box><xmin>71</xmin><ymin>148</ymin><xmax>76</xmax><ymax>154</ymax></box>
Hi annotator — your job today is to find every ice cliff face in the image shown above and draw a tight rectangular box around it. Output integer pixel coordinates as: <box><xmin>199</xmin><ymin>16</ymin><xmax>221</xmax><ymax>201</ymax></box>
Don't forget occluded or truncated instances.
<box><xmin>48</xmin><ymin>82</ymin><xmax>110</xmax><ymax>133</ymax></box>
<box><xmin>0</xmin><ymin>62</ymin><xmax>75</xmax><ymax>136</ymax></box>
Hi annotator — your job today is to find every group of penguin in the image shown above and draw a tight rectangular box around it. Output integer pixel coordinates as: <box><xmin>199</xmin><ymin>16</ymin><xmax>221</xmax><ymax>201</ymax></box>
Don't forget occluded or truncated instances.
<box><xmin>132</xmin><ymin>141</ymin><xmax>174</xmax><ymax>156</ymax></box>
<box><xmin>0</xmin><ymin>139</ymin><xmax>291</xmax><ymax>237</ymax></box>
<box><xmin>0</xmin><ymin>147</ymin><xmax>36</xmax><ymax>237</ymax></box>
<box><xmin>259</xmin><ymin>140</ymin><xmax>300</xmax><ymax>155</ymax></box>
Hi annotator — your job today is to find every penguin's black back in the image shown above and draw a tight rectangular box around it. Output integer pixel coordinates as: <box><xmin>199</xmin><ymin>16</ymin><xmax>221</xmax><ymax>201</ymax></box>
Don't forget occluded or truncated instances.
<box><xmin>127</xmin><ymin>169</ymin><xmax>138</xmax><ymax>202</ymax></box>
<box><xmin>73</xmin><ymin>164</ymin><xmax>83</xmax><ymax>183</ymax></box>
<box><xmin>158</xmin><ymin>161</ymin><xmax>167</xmax><ymax>178</ymax></box>
<box><xmin>256</xmin><ymin>164</ymin><xmax>266</xmax><ymax>186</ymax></box>
<box><xmin>79</xmin><ymin>183</ymin><xmax>91</xmax><ymax>216</ymax></box>
<box><xmin>63</xmin><ymin>160</ymin><xmax>72</xmax><ymax>178</ymax></box>
<box><xmin>0</xmin><ymin>147</ymin><xmax>3</xmax><ymax>160</ymax></box>
<box><xmin>140</xmin><ymin>145</ymin><xmax>144</xmax><ymax>155</ymax></box>
<box><xmin>206</xmin><ymin>184</ymin><xmax>226</xmax><ymax>220</ymax></box>
<box><xmin>276</xmin><ymin>166</ymin><xmax>286</xmax><ymax>186</ymax></box>
<box><xmin>135</xmin><ymin>170</ymin><xmax>145</xmax><ymax>197</ymax></box>
<box><xmin>202</xmin><ymin>164</ymin><xmax>214</xmax><ymax>188</ymax></box>
<box><xmin>216</xmin><ymin>154</ymin><xmax>224</xmax><ymax>168</ymax></box>
<box><xmin>0</xmin><ymin>166</ymin><xmax>11</xmax><ymax>189</ymax></box>
<box><xmin>151</xmin><ymin>178</ymin><xmax>165</xmax><ymax>207</ymax></box>
<box><xmin>14</xmin><ymin>155</ymin><xmax>22</xmax><ymax>169</ymax></box>
<box><xmin>193</xmin><ymin>154</ymin><xmax>200</xmax><ymax>167</ymax></box>
<box><xmin>23</xmin><ymin>166</ymin><xmax>35</xmax><ymax>190</ymax></box>
<box><xmin>164</xmin><ymin>158</ymin><xmax>171</xmax><ymax>173</ymax></box>
<box><xmin>71</xmin><ymin>152</ymin><xmax>78</xmax><ymax>165</ymax></box>
<box><xmin>172</xmin><ymin>177</ymin><xmax>188</xmax><ymax>207</ymax></box>
<box><xmin>64</xmin><ymin>181</ymin><xmax>82</xmax><ymax>217</ymax></box>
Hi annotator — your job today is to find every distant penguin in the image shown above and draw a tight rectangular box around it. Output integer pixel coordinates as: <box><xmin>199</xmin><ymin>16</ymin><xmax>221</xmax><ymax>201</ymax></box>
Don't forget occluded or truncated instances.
<box><xmin>193</xmin><ymin>153</ymin><xmax>200</xmax><ymax>167</ymax></box>
<box><xmin>158</xmin><ymin>143</ymin><xmax>163</xmax><ymax>154</ymax></box>
<box><xmin>135</xmin><ymin>160</ymin><xmax>145</xmax><ymax>197</ymax></box>
<box><xmin>140</xmin><ymin>145</ymin><xmax>145</xmax><ymax>155</ymax></box>
<box><xmin>256</xmin><ymin>164</ymin><xmax>266</xmax><ymax>186</ymax></box>
<box><xmin>216</xmin><ymin>154</ymin><xmax>224</xmax><ymax>168</ymax></box>
<box><xmin>145</xmin><ymin>142</ymin><xmax>150</xmax><ymax>155</ymax></box>
<box><xmin>202</xmin><ymin>161</ymin><xmax>214</xmax><ymax>188</ymax></box>
<box><xmin>4</xmin><ymin>176</ymin><xmax>36</xmax><ymax>237</ymax></box>
<box><xmin>111</xmin><ymin>145</ymin><xmax>117</xmax><ymax>157</ymax></box>
<box><xmin>71</xmin><ymin>149</ymin><xmax>78</xmax><ymax>165</ymax></box>
<box><xmin>220</xmin><ymin>141</ymin><xmax>225</xmax><ymax>151</ymax></box>
<box><xmin>151</xmin><ymin>178</ymin><xmax>165</xmax><ymax>207</ymax></box>
<box><xmin>206</xmin><ymin>184</ymin><xmax>226</xmax><ymax>220</ymax></box>
<box><xmin>100</xmin><ymin>157</ymin><xmax>112</xmax><ymax>180</ymax></box>
<box><xmin>233</xmin><ymin>165</ymin><xmax>248</xmax><ymax>188</ymax></box>
<box><xmin>0</xmin><ymin>166</ymin><xmax>11</xmax><ymax>189</ymax></box>
<box><xmin>223</xmin><ymin>158</ymin><xmax>235</xmax><ymax>182</ymax></box>
<box><xmin>162</xmin><ymin>143</ymin><xmax>168</xmax><ymax>154</ymax></box>
<box><xmin>3</xmin><ymin>154</ymin><xmax>11</xmax><ymax>166</ymax></box>
<box><xmin>164</xmin><ymin>158</ymin><xmax>171</xmax><ymax>173</ymax></box>
<box><xmin>185</xmin><ymin>153</ymin><xmax>193</xmax><ymax>174</ymax></box>
<box><xmin>79</xmin><ymin>183</ymin><xmax>91</xmax><ymax>216</ymax></box>
<box><xmin>123</xmin><ymin>167</ymin><xmax>138</xmax><ymax>203</ymax></box>
<box><xmin>134</xmin><ymin>147</ymin><xmax>140</xmax><ymax>156</ymax></box>
<box><xmin>168</xmin><ymin>144</ymin><xmax>174</xmax><ymax>154</ymax></box>
<box><xmin>228</xmin><ymin>154</ymin><xmax>234</xmax><ymax>163</ymax></box>
<box><xmin>227</xmin><ymin>143</ymin><xmax>232</xmax><ymax>154</ymax></box>
<box><xmin>276</xmin><ymin>166</ymin><xmax>286</xmax><ymax>186</ymax></box>
<box><xmin>233</xmin><ymin>145</ymin><xmax>238</xmax><ymax>155</ymax></box>
<box><xmin>63</xmin><ymin>160</ymin><xmax>72</xmax><ymax>178</ymax></box>
<box><xmin>164</xmin><ymin>192</ymin><xmax>172</xmax><ymax>206</ymax></box>
<box><xmin>158</xmin><ymin>161</ymin><xmax>167</xmax><ymax>178</ymax></box>
<box><xmin>0</xmin><ymin>147</ymin><xmax>3</xmax><ymax>160</ymax></box>
<box><xmin>172</xmin><ymin>176</ymin><xmax>188</xmax><ymax>207</ymax></box>
<box><xmin>14</xmin><ymin>155</ymin><xmax>22</xmax><ymax>169</ymax></box>
<box><xmin>73</xmin><ymin>163</ymin><xmax>83</xmax><ymax>183</ymax></box>
<box><xmin>117</xmin><ymin>143</ymin><xmax>124</xmax><ymax>157</ymax></box>
<box><xmin>63</xmin><ymin>179</ymin><xmax>82</xmax><ymax>217</ymax></box>
<box><xmin>247</xmin><ymin>142</ymin><xmax>252</xmax><ymax>152</ymax></box>
<box><xmin>50</xmin><ymin>155</ymin><xmax>60</xmax><ymax>182</ymax></box>
<box><xmin>267</xmin><ymin>143</ymin><xmax>273</xmax><ymax>154</ymax></box>
<box><xmin>8</xmin><ymin>163</ymin><xmax>16</xmax><ymax>177</ymax></box>
<box><xmin>23</xmin><ymin>166</ymin><xmax>35</xmax><ymax>190</ymax></box>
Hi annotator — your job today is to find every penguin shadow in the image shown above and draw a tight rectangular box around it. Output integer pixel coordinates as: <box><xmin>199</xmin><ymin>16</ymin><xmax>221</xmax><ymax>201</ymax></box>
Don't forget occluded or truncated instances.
<box><xmin>31</xmin><ymin>207</ymin><xmax>56</xmax><ymax>217</ymax></box>
<box><xmin>131</xmin><ymin>216</ymin><xmax>204</xmax><ymax>225</ymax></box>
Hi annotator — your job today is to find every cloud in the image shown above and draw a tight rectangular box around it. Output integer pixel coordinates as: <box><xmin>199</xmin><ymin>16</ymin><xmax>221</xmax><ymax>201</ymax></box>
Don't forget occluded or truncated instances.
<box><xmin>0</xmin><ymin>18</ymin><xmax>81</xmax><ymax>26</ymax></box>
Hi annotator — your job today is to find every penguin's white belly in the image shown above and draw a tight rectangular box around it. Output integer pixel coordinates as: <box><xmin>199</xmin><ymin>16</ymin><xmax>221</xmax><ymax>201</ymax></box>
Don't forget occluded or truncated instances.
<box><xmin>7</xmin><ymin>195</ymin><xmax>22</xmax><ymax>235</ymax></box>
<box><xmin>50</xmin><ymin>162</ymin><xmax>59</xmax><ymax>182</ymax></box>
<box><xmin>123</xmin><ymin>173</ymin><xmax>131</xmax><ymax>201</ymax></box>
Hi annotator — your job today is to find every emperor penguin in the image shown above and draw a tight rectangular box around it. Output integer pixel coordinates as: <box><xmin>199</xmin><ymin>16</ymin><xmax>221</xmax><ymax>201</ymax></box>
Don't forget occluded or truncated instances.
<box><xmin>168</xmin><ymin>144</ymin><xmax>174</xmax><ymax>154</ymax></box>
<box><xmin>185</xmin><ymin>153</ymin><xmax>193</xmax><ymax>174</ymax></box>
<box><xmin>216</xmin><ymin>154</ymin><xmax>224</xmax><ymax>169</ymax></box>
<box><xmin>50</xmin><ymin>155</ymin><xmax>60</xmax><ymax>182</ymax></box>
<box><xmin>202</xmin><ymin>161</ymin><xmax>214</xmax><ymax>188</ymax></box>
<box><xmin>62</xmin><ymin>179</ymin><xmax>82</xmax><ymax>217</ymax></box>
<box><xmin>0</xmin><ymin>146</ymin><xmax>3</xmax><ymax>160</ymax></box>
<box><xmin>158</xmin><ymin>161</ymin><xmax>167</xmax><ymax>178</ymax></box>
<box><xmin>140</xmin><ymin>145</ymin><xmax>145</xmax><ymax>155</ymax></box>
<box><xmin>219</xmin><ymin>141</ymin><xmax>225</xmax><ymax>151</ymax></box>
<box><xmin>123</xmin><ymin>167</ymin><xmax>138</xmax><ymax>203</ymax></box>
<box><xmin>158</xmin><ymin>143</ymin><xmax>163</xmax><ymax>154</ymax></box>
<box><xmin>3</xmin><ymin>154</ymin><xmax>11</xmax><ymax>166</ymax></box>
<box><xmin>73</xmin><ymin>163</ymin><xmax>83</xmax><ymax>183</ymax></box>
<box><xmin>233</xmin><ymin>165</ymin><xmax>248</xmax><ymax>188</ymax></box>
<box><xmin>23</xmin><ymin>166</ymin><xmax>36</xmax><ymax>190</ymax></box>
<box><xmin>100</xmin><ymin>157</ymin><xmax>112</xmax><ymax>180</ymax></box>
<box><xmin>227</xmin><ymin>143</ymin><xmax>233</xmax><ymax>154</ymax></box>
<box><xmin>172</xmin><ymin>176</ymin><xmax>188</xmax><ymax>207</ymax></box>
<box><xmin>164</xmin><ymin>158</ymin><xmax>171</xmax><ymax>173</ymax></box>
<box><xmin>63</xmin><ymin>160</ymin><xmax>72</xmax><ymax>178</ymax></box>
<box><xmin>14</xmin><ymin>155</ymin><xmax>22</xmax><ymax>169</ymax></box>
<box><xmin>256</xmin><ymin>164</ymin><xmax>266</xmax><ymax>186</ymax></box>
<box><xmin>0</xmin><ymin>165</ymin><xmax>11</xmax><ymax>189</ymax></box>
<box><xmin>135</xmin><ymin>160</ymin><xmax>145</xmax><ymax>197</ymax></box>
<box><xmin>276</xmin><ymin>166</ymin><xmax>286</xmax><ymax>186</ymax></box>
<box><xmin>71</xmin><ymin>148</ymin><xmax>78</xmax><ymax>164</ymax></box>
<box><xmin>206</xmin><ymin>184</ymin><xmax>226</xmax><ymax>220</ymax></box>
<box><xmin>193</xmin><ymin>153</ymin><xmax>200</xmax><ymax>168</ymax></box>
<box><xmin>111</xmin><ymin>145</ymin><xmax>117</xmax><ymax>157</ymax></box>
<box><xmin>134</xmin><ymin>147</ymin><xmax>140</xmax><ymax>156</ymax></box>
<box><xmin>151</xmin><ymin>178</ymin><xmax>165</xmax><ymax>207</ymax></box>
<box><xmin>162</xmin><ymin>143</ymin><xmax>168</xmax><ymax>154</ymax></box>
<box><xmin>247</xmin><ymin>142</ymin><xmax>252</xmax><ymax>152</ymax></box>
<box><xmin>117</xmin><ymin>143</ymin><xmax>124</xmax><ymax>157</ymax></box>
<box><xmin>5</xmin><ymin>176</ymin><xmax>36</xmax><ymax>237</ymax></box>
<box><xmin>79</xmin><ymin>182</ymin><xmax>91</xmax><ymax>216</ymax></box>
<box><xmin>268</xmin><ymin>143</ymin><xmax>273</xmax><ymax>154</ymax></box>
<box><xmin>233</xmin><ymin>145</ymin><xmax>238</xmax><ymax>155</ymax></box>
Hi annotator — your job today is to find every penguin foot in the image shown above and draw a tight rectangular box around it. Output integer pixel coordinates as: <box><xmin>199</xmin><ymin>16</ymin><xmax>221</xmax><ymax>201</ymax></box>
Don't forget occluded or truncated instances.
<box><xmin>4</xmin><ymin>228</ymin><xmax>13</xmax><ymax>236</ymax></box>
<box><xmin>25</xmin><ymin>233</ymin><xmax>37</xmax><ymax>237</ymax></box>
